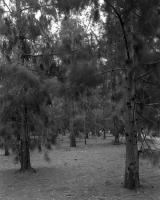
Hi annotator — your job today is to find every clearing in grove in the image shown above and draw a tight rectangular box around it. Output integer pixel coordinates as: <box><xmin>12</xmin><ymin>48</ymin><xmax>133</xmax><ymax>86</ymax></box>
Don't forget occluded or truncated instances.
<box><xmin>0</xmin><ymin>136</ymin><xmax>160</xmax><ymax>200</ymax></box>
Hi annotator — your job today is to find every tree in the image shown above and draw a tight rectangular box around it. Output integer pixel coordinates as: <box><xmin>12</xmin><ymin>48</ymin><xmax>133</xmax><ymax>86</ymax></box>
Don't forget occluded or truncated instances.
<box><xmin>58</xmin><ymin>15</ymin><xmax>102</xmax><ymax>146</ymax></box>
<box><xmin>0</xmin><ymin>0</ymin><xmax>60</xmax><ymax>171</ymax></box>
<box><xmin>103</xmin><ymin>0</ymin><xmax>160</xmax><ymax>189</ymax></box>
<box><xmin>0</xmin><ymin>64</ymin><xmax>53</xmax><ymax>171</ymax></box>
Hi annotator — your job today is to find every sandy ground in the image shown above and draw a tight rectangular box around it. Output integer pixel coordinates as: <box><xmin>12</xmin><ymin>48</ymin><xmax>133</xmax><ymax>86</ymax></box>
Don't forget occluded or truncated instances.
<box><xmin>0</xmin><ymin>136</ymin><xmax>160</xmax><ymax>200</ymax></box>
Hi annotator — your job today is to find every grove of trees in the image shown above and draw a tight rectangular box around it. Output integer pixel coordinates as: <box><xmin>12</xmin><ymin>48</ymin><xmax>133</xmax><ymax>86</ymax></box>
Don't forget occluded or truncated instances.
<box><xmin>0</xmin><ymin>0</ymin><xmax>160</xmax><ymax>190</ymax></box>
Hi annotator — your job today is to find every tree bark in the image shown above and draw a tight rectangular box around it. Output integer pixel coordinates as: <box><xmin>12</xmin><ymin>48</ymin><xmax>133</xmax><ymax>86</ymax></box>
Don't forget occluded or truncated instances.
<box><xmin>19</xmin><ymin>105</ymin><xmax>32</xmax><ymax>172</ymax></box>
<box><xmin>19</xmin><ymin>139</ymin><xmax>31</xmax><ymax>171</ymax></box>
<box><xmin>105</xmin><ymin>3</ymin><xmax>140</xmax><ymax>189</ymax></box>
<box><xmin>124</xmin><ymin>60</ymin><xmax>140</xmax><ymax>189</ymax></box>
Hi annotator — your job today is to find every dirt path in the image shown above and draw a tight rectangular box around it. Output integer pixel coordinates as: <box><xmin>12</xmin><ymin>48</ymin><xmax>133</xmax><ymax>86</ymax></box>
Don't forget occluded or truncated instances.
<box><xmin>0</xmin><ymin>137</ymin><xmax>160</xmax><ymax>200</ymax></box>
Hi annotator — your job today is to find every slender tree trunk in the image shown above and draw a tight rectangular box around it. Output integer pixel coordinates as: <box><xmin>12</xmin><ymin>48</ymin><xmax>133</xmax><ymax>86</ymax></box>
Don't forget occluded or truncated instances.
<box><xmin>4</xmin><ymin>139</ymin><xmax>9</xmax><ymax>156</ymax></box>
<box><xmin>102</xmin><ymin>97</ymin><xmax>106</xmax><ymax>140</ymax></box>
<box><xmin>114</xmin><ymin>133</ymin><xmax>120</xmax><ymax>144</ymax></box>
<box><xmin>111</xmin><ymin>67</ymin><xmax>120</xmax><ymax>145</ymax></box>
<box><xmin>94</xmin><ymin>113</ymin><xmax>97</xmax><ymax>136</ymax></box>
<box><xmin>113</xmin><ymin>117</ymin><xmax>120</xmax><ymax>145</ymax></box>
<box><xmin>84</xmin><ymin>111</ymin><xmax>88</xmax><ymax>145</ymax></box>
<box><xmin>124</xmin><ymin>60</ymin><xmax>139</xmax><ymax>189</ymax></box>
<box><xmin>103</xmin><ymin>130</ymin><xmax>106</xmax><ymax>139</ymax></box>
<box><xmin>70</xmin><ymin>101</ymin><xmax>76</xmax><ymax>147</ymax></box>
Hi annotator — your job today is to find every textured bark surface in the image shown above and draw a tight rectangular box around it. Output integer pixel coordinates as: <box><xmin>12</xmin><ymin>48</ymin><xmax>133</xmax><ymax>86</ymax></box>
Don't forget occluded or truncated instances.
<box><xmin>124</xmin><ymin>61</ymin><xmax>140</xmax><ymax>189</ymax></box>
<box><xmin>124</xmin><ymin>132</ymin><xmax>139</xmax><ymax>189</ymax></box>
<box><xmin>19</xmin><ymin>105</ymin><xmax>32</xmax><ymax>172</ymax></box>
<box><xmin>19</xmin><ymin>140</ymin><xmax>31</xmax><ymax>171</ymax></box>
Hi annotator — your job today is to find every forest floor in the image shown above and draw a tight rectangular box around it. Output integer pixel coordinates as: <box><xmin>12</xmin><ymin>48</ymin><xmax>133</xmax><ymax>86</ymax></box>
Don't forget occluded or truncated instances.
<box><xmin>0</xmin><ymin>136</ymin><xmax>160</xmax><ymax>200</ymax></box>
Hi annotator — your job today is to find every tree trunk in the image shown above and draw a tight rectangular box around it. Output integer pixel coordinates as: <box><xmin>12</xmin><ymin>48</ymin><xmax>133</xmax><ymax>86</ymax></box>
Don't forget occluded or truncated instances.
<box><xmin>4</xmin><ymin>141</ymin><xmax>9</xmax><ymax>156</ymax></box>
<box><xmin>70</xmin><ymin>119</ymin><xmax>76</xmax><ymax>147</ymax></box>
<box><xmin>114</xmin><ymin>133</ymin><xmax>119</xmax><ymax>144</ymax></box>
<box><xmin>19</xmin><ymin>105</ymin><xmax>32</xmax><ymax>172</ymax></box>
<box><xmin>84</xmin><ymin>111</ymin><xmax>88</xmax><ymax>145</ymax></box>
<box><xmin>70</xmin><ymin>132</ymin><xmax>76</xmax><ymax>147</ymax></box>
<box><xmin>85</xmin><ymin>132</ymin><xmax>89</xmax><ymax>139</ymax></box>
<box><xmin>70</xmin><ymin>101</ymin><xmax>76</xmax><ymax>147</ymax></box>
<box><xmin>124</xmin><ymin>132</ymin><xmax>139</xmax><ymax>189</ymax></box>
<box><xmin>113</xmin><ymin>117</ymin><xmax>120</xmax><ymax>145</ymax></box>
<box><xmin>106</xmin><ymin>6</ymin><xmax>139</xmax><ymax>189</ymax></box>
<box><xmin>124</xmin><ymin>60</ymin><xmax>139</xmax><ymax>189</ymax></box>
<box><xmin>19</xmin><ymin>139</ymin><xmax>31</xmax><ymax>171</ymax></box>
<box><xmin>103</xmin><ymin>130</ymin><xmax>106</xmax><ymax>139</ymax></box>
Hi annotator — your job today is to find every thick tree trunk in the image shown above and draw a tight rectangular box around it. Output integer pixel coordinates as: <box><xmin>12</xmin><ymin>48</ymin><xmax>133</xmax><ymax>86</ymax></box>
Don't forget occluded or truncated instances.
<box><xmin>19</xmin><ymin>105</ymin><xmax>32</xmax><ymax>172</ymax></box>
<box><xmin>124</xmin><ymin>132</ymin><xmax>139</xmax><ymax>189</ymax></box>
<box><xmin>107</xmin><ymin>6</ymin><xmax>139</xmax><ymax>189</ymax></box>
<box><xmin>15</xmin><ymin>0</ymin><xmax>34</xmax><ymax>172</ymax></box>
<box><xmin>124</xmin><ymin>60</ymin><xmax>140</xmax><ymax>189</ymax></box>
<box><xmin>19</xmin><ymin>139</ymin><xmax>31</xmax><ymax>171</ymax></box>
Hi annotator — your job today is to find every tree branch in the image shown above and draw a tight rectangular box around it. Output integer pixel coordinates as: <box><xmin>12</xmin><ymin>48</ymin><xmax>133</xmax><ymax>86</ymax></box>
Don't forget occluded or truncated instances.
<box><xmin>105</xmin><ymin>0</ymin><xmax>130</xmax><ymax>60</ymax></box>
<box><xmin>142</xmin><ymin>59</ymin><xmax>160</xmax><ymax>65</ymax></box>
<box><xmin>2</xmin><ymin>0</ymin><xmax>12</xmax><ymax>13</ymax></box>
<box><xmin>146</xmin><ymin>103</ymin><xmax>160</xmax><ymax>106</ymax></box>
<box><xmin>136</xmin><ymin>111</ymin><xmax>157</xmax><ymax>126</ymax></box>
<box><xmin>20</xmin><ymin>4</ymin><xmax>53</xmax><ymax>12</ymax></box>
<box><xmin>141</xmin><ymin>79</ymin><xmax>160</xmax><ymax>87</ymax></box>
<box><xmin>22</xmin><ymin>48</ymin><xmax>80</xmax><ymax>57</ymax></box>
<box><xmin>136</xmin><ymin>70</ymin><xmax>153</xmax><ymax>81</ymax></box>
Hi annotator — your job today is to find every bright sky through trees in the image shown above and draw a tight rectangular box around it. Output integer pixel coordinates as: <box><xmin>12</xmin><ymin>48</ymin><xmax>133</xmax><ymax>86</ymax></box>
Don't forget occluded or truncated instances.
<box><xmin>1</xmin><ymin>0</ymin><xmax>106</xmax><ymax>37</ymax></box>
